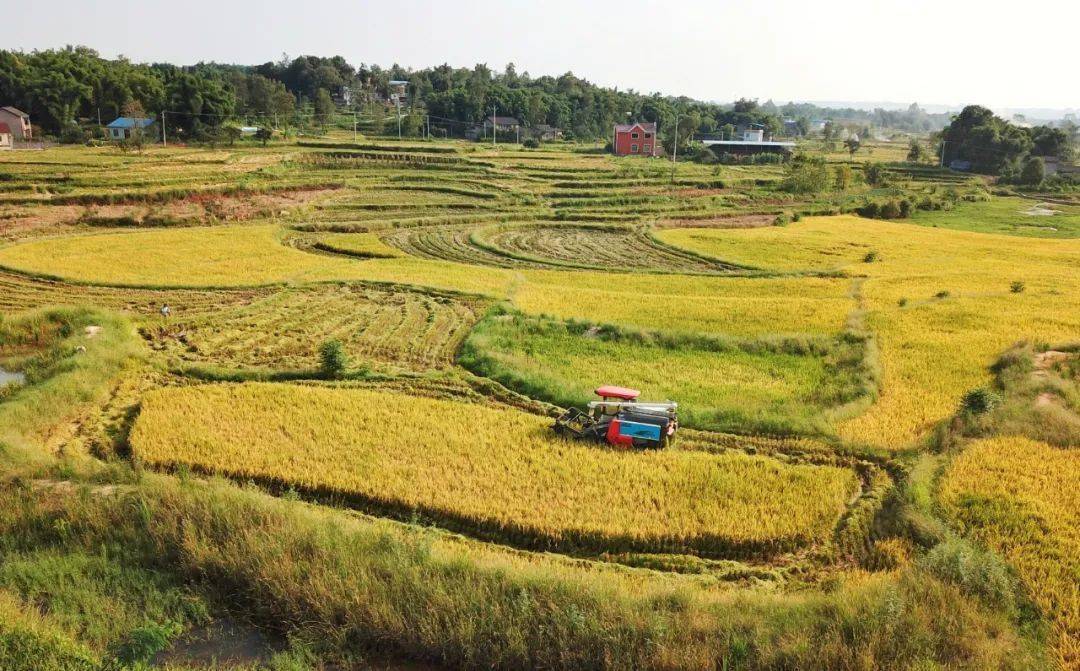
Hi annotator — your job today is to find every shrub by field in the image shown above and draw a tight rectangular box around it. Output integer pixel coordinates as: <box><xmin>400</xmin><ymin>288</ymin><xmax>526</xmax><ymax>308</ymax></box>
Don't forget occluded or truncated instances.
<box><xmin>130</xmin><ymin>383</ymin><xmax>859</xmax><ymax>558</ymax></box>
<box><xmin>460</xmin><ymin>311</ymin><xmax>874</xmax><ymax>435</ymax></box>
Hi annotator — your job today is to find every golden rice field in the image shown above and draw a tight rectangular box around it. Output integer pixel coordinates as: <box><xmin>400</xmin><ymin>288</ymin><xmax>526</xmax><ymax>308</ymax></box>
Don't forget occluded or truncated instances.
<box><xmin>3</xmin><ymin>139</ymin><xmax>1079</xmax><ymax>668</ymax></box>
<box><xmin>939</xmin><ymin>435</ymin><xmax>1080</xmax><ymax>670</ymax></box>
<box><xmin>660</xmin><ymin>216</ymin><xmax>1080</xmax><ymax>447</ymax></box>
<box><xmin>130</xmin><ymin>383</ymin><xmax>860</xmax><ymax>557</ymax></box>
<box><xmin>0</xmin><ymin>224</ymin><xmax>853</xmax><ymax>337</ymax></box>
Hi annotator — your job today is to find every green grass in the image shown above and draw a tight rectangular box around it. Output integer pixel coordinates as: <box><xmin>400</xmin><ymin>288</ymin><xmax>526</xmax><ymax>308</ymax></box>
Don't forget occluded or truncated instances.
<box><xmin>460</xmin><ymin>310</ymin><xmax>876</xmax><ymax>436</ymax></box>
<box><xmin>910</xmin><ymin>196</ymin><xmax>1080</xmax><ymax>238</ymax></box>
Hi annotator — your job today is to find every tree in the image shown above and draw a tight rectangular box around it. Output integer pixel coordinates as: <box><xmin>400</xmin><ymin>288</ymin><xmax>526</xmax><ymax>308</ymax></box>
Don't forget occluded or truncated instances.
<box><xmin>834</xmin><ymin>165</ymin><xmax>853</xmax><ymax>191</ymax></box>
<box><xmin>223</xmin><ymin>126</ymin><xmax>242</xmax><ymax>146</ymax></box>
<box><xmin>1030</xmin><ymin>126</ymin><xmax>1073</xmax><ymax>160</ymax></box>
<box><xmin>319</xmin><ymin>339</ymin><xmax>348</xmax><ymax>378</ymax></box>
<box><xmin>864</xmin><ymin>162</ymin><xmax>889</xmax><ymax>186</ymax></box>
<box><xmin>939</xmin><ymin>105</ymin><xmax>1032</xmax><ymax>175</ymax></box>
<box><xmin>844</xmin><ymin>136</ymin><xmax>861</xmax><ymax>160</ymax></box>
<box><xmin>1020</xmin><ymin>156</ymin><xmax>1045</xmax><ymax>185</ymax></box>
<box><xmin>795</xmin><ymin>117</ymin><xmax>810</xmax><ymax>137</ymax></box>
<box><xmin>254</xmin><ymin>127</ymin><xmax>273</xmax><ymax>146</ymax></box>
<box><xmin>822</xmin><ymin>121</ymin><xmax>838</xmax><ymax>141</ymax></box>
<box><xmin>783</xmin><ymin>155</ymin><xmax>830</xmax><ymax>194</ymax></box>
<box><xmin>907</xmin><ymin>140</ymin><xmax>925</xmax><ymax>163</ymax></box>
<box><xmin>313</xmin><ymin>88</ymin><xmax>335</xmax><ymax>125</ymax></box>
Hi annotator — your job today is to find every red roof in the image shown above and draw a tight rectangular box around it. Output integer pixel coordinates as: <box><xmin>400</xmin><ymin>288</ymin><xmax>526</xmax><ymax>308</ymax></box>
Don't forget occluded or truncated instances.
<box><xmin>595</xmin><ymin>385</ymin><xmax>641</xmax><ymax>400</ymax></box>
<box><xmin>614</xmin><ymin>122</ymin><xmax>657</xmax><ymax>134</ymax></box>
<box><xmin>0</xmin><ymin>122</ymin><xmax>10</xmax><ymax>134</ymax></box>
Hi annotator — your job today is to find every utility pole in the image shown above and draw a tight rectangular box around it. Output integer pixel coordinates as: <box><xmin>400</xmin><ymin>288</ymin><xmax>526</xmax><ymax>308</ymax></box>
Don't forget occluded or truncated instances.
<box><xmin>492</xmin><ymin>105</ymin><xmax>497</xmax><ymax>147</ymax></box>
<box><xmin>396</xmin><ymin>99</ymin><xmax>402</xmax><ymax>140</ymax></box>
<box><xmin>670</xmin><ymin>114</ymin><xmax>679</xmax><ymax>183</ymax></box>
<box><xmin>939</xmin><ymin>140</ymin><xmax>947</xmax><ymax>168</ymax></box>
<box><xmin>353</xmin><ymin>109</ymin><xmax>357</xmax><ymax>143</ymax></box>
<box><xmin>425</xmin><ymin>114</ymin><xmax>430</xmax><ymax>139</ymax></box>
<box><xmin>515</xmin><ymin>124</ymin><xmax>519</xmax><ymax>145</ymax></box>
<box><xmin>161</xmin><ymin>111</ymin><xmax>167</xmax><ymax>147</ymax></box>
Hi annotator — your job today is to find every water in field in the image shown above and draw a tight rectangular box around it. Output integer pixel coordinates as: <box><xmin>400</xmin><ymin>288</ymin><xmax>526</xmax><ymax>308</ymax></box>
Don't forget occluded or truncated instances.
<box><xmin>0</xmin><ymin>367</ymin><xmax>26</xmax><ymax>387</ymax></box>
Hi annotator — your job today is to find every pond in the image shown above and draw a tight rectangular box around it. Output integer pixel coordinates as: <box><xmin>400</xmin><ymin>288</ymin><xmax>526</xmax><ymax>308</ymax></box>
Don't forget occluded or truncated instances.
<box><xmin>0</xmin><ymin>367</ymin><xmax>26</xmax><ymax>387</ymax></box>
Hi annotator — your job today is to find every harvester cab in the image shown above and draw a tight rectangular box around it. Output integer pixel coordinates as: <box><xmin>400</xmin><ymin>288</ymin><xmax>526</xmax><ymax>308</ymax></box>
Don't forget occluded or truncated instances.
<box><xmin>553</xmin><ymin>385</ymin><xmax>678</xmax><ymax>449</ymax></box>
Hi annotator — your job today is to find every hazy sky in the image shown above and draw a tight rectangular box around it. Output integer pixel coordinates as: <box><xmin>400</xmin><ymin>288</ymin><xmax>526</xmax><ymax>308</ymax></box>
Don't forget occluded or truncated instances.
<box><xmin>7</xmin><ymin>0</ymin><xmax>1078</xmax><ymax>110</ymax></box>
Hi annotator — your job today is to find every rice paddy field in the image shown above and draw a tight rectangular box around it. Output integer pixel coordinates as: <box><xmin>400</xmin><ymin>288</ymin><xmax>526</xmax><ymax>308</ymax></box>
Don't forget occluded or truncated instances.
<box><xmin>1</xmin><ymin>136</ymin><xmax>1077</xmax><ymax>670</ymax></box>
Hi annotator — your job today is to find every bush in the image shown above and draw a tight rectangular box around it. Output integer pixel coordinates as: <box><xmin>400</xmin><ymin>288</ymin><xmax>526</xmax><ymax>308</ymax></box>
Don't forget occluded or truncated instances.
<box><xmin>879</xmin><ymin>200</ymin><xmax>902</xmax><ymax>219</ymax></box>
<box><xmin>1010</xmin><ymin>280</ymin><xmax>1025</xmax><ymax>294</ymax></box>
<box><xmin>1019</xmin><ymin>156</ymin><xmax>1045</xmax><ymax>185</ymax></box>
<box><xmin>935</xmin><ymin>290</ymin><xmax>950</xmax><ymax>299</ymax></box>
<box><xmin>863</xmin><ymin>250</ymin><xmax>879</xmax><ymax>263</ymax></box>
<box><xmin>522</xmin><ymin>137</ymin><xmax>540</xmax><ymax>149</ymax></box>
<box><xmin>864</xmin><ymin>162</ymin><xmax>889</xmax><ymax>186</ymax></box>
<box><xmin>960</xmin><ymin>387</ymin><xmax>1002</xmax><ymax>415</ymax></box>
<box><xmin>319</xmin><ymin>339</ymin><xmax>348</xmax><ymax>377</ymax></box>
<box><xmin>898</xmin><ymin>198</ymin><xmax>913</xmax><ymax>218</ymax></box>
<box><xmin>919</xmin><ymin>539</ymin><xmax>1017</xmax><ymax>614</ymax></box>
<box><xmin>898</xmin><ymin>297</ymin><xmax>908</xmax><ymax>307</ymax></box>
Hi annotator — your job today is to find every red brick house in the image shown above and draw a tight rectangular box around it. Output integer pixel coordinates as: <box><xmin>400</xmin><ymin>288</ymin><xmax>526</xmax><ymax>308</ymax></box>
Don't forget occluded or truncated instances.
<box><xmin>613</xmin><ymin>121</ymin><xmax>658</xmax><ymax>157</ymax></box>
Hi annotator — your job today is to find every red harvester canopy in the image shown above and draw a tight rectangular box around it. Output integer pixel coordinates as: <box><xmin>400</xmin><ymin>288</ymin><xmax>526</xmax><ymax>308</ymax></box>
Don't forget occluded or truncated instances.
<box><xmin>594</xmin><ymin>385</ymin><xmax>641</xmax><ymax>400</ymax></box>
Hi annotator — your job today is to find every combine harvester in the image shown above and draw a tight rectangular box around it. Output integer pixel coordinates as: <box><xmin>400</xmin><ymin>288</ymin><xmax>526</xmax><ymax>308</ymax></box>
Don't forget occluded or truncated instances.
<box><xmin>553</xmin><ymin>385</ymin><xmax>678</xmax><ymax>449</ymax></box>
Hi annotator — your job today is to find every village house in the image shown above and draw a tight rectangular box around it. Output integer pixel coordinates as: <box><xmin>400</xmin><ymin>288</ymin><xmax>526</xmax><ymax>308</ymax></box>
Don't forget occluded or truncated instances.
<box><xmin>484</xmin><ymin>116</ymin><xmax>521</xmax><ymax>133</ymax></box>
<box><xmin>0</xmin><ymin>107</ymin><xmax>32</xmax><ymax>141</ymax></box>
<box><xmin>106</xmin><ymin>117</ymin><xmax>156</xmax><ymax>141</ymax></box>
<box><xmin>531</xmin><ymin>124</ymin><xmax>563</xmax><ymax>141</ymax></box>
<box><xmin>612</xmin><ymin>121</ymin><xmax>658</xmax><ymax>157</ymax></box>
<box><xmin>0</xmin><ymin>123</ymin><xmax>12</xmax><ymax>150</ymax></box>
<box><xmin>698</xmin><ymin>126</ymin><xmax>795</xmax><ymax>157</ymax></box>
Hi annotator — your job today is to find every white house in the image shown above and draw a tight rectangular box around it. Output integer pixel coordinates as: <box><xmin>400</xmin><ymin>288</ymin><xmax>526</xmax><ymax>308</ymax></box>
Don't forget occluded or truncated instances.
<box><xmin>0</xmin><ymin>122</ymin><xmax>12</xmax><ymax>150</ymax></box>
<box><xmin>106</xmin><ymin>117</ymin><xmax>155</xmax><ymax>141</ymax></box>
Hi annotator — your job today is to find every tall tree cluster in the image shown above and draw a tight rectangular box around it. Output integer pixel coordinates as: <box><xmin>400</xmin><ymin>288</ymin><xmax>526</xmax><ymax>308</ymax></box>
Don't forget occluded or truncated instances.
<box><xmin>939</xmin><ymin>105</ymin><xmax>1074</xmax><ymax>175</ymax></box>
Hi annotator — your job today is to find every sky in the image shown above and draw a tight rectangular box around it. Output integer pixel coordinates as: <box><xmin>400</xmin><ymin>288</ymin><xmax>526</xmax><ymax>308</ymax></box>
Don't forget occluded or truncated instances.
<box><xmin>6</xmin><ymin>0</ymin><xmax>1078</xmax><ymax>112</ymax></box>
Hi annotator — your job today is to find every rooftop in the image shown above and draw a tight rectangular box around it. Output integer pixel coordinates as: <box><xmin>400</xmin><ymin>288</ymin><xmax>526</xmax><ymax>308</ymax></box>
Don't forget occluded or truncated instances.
<box><xmin>106</xmin><ymin>117</ymin><xmax>155</xmax><ymax>129</ymax></box>
<box><xmin>615</xmin><ymin>122</ymin><xmax>657</xmax><ymax>133</ymax></box>
<box><xmin>700</xmin><ymin>140</ymin><xmax>796</xmax><ymax>147</ymax></box>
<box><xmin>1</xmin><ymin>106</ymin><xmax>29</xmax><ymax>118</ymax></box>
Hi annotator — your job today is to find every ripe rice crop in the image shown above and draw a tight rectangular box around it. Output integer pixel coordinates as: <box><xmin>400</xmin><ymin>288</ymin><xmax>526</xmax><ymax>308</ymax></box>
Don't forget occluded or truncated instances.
<box><xmin>0</xmin><ymin>224</ymin><xmax>517</xmax><ymax>295</ymax></box>
<box><xmin>130</xmin><ymin>383</ymin><xmax>860</xmax><ymax>558</ymax></box>
<box><xmin>310</xmin><ymin>232</ymin><xmax>404</xmax><ymax>258</ymax></box>
<box><xmin>513</xmin><ymin>270</ymin><xmax>853</xmax><ymax>337</ymax></box>
<box><xmin>657</xmin><ymin>215</ymin><xmax>1080</xmax><ymax>446</ymax></box>
<box><xmin>939</xmin><ymin>436</ymin><xmax>1080</xmax><ymax>668</ymax></box>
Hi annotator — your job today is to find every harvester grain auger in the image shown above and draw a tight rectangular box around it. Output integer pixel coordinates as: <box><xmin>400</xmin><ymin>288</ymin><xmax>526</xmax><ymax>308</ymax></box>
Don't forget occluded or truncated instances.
<box><xmin>553</xmin><ymin>385</ymin><xmax>678</xmax><ymax>449</ymax></box>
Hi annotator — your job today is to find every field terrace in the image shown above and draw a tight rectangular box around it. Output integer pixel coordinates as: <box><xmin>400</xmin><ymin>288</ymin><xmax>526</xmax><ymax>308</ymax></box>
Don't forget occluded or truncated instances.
<box><xmin>0</xmin><ymin>134</ymin><xmax>1075</xmax><ymax>669</ymax></box>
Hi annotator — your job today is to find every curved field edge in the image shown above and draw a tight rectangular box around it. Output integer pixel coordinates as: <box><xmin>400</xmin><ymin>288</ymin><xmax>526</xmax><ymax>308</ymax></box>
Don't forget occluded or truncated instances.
<box><xmin>128</xmin><ymin>382</ymin><xmax>861</xmax><ymax>561</ymax></box>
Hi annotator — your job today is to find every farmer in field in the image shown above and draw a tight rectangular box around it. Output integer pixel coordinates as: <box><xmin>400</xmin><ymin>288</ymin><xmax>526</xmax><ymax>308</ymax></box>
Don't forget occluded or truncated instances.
<box><xmin>160</xmin><ymin>303</ymin><xmax>171</xmax><ymax>320</ymax></box>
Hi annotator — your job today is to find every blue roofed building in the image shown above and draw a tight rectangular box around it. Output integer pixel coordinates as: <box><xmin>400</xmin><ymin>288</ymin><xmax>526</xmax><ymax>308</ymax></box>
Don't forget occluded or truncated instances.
<box><xmin>106</xmin><ymin>117</ymin><xmax>155</xmax><ymax>141</ymax></box>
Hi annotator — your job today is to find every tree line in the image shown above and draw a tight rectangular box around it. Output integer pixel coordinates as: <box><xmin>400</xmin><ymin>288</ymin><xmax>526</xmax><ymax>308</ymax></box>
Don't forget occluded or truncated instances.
<box><xmin>1</xmin><ymin>46</ymin><xmax>1075</xmax><ymax>164</ymax></box>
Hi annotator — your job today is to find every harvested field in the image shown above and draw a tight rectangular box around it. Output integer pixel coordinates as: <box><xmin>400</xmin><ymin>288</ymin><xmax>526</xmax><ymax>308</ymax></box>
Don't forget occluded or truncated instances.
<box><xmin>473</xmin><ymin>223</ymin><xmax>741</xmax><ymax>272</ymax></box>
<box><xmin>143</xmin><ymin>283</ymin><xmax>484</xmax><ymax>371</ymax></box>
